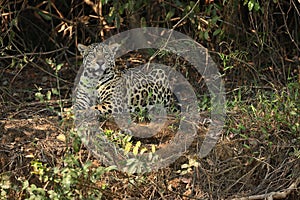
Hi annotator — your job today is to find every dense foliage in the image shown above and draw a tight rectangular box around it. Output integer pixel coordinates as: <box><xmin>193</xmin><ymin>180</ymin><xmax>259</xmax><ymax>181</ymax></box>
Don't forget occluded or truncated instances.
<box><xmin>0</xmin><ymin>0</ymin><xmax>299</xmax><ymax>199</ymax></box>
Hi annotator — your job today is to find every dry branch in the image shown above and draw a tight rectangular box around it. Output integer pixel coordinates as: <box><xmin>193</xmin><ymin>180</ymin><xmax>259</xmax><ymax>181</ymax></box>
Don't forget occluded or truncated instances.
<box><xmin>231</xmin><ymin>177</ymin><xmax>300</xmax><ymax>200</ymax></box>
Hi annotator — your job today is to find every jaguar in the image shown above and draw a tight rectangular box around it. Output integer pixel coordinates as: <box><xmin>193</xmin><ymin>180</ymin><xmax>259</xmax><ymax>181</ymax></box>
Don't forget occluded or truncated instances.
<box><xmin>74</xmin><ymin>42</ymin><xmax>179</xmax><ymax>122</ymax></box>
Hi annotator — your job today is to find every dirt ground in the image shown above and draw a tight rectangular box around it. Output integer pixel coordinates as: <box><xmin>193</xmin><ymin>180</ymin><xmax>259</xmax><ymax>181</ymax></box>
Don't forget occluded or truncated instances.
<box><xmin>1</xmin><ymin>59</ymin><xmax>299</xmax><ymax>199</ymax></box>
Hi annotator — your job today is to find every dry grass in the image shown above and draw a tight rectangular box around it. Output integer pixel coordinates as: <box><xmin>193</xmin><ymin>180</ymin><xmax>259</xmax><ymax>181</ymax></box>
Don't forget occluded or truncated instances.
<box><xmin>1</xmin><ymin>0</ymin><xmax>299</xmax><ymax>199</ymax></box>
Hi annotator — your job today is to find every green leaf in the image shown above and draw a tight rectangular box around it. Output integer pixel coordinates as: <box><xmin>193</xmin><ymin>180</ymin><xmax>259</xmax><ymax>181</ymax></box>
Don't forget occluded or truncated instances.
<box><xmin>101</xmin><ymin>0</ymin><xmax>109</xmax><ymax>4</ymax></box>
<box><xmin>211</xmin><ymin>16</ymin><xmax>219</xmax><ymax>24</ymax></box>
<box><xmin>133</xmin><ymin>141</ymin><xmax>141</xmax><ymax>155</ymax></box>
<box><xmin>35</xmin><ymin>92</ymin><xmax>44</xmax><ymax>102</ymax></box>
<box><xmin>46</xmin><ymin>91</ymin><xmax>51</xmax><ymax>100</ymax></box>
<box><xmin>248</xmin><ymin>0</ymin><xmax>254</xmax><ymax>11</ymax></box>
<box><xmin>140</xmin><ymin>147</ymin><xmax>147</xmax><ymax>155</ymax></box>
<box><xmin>254</xmin><ymin>2</ymin><xmax>261</xmax><ymax>12</ymax></box>
<box><xmin>73</xmin><ymin>137</ymin><xmax>81</xmax><ymax>153</ymax></box>
<box><xmin>22</xmin><ymin>180</ymin><xmax>29</xmax><ymax>190</ymax></box>
<box><xmin>124</xmin><ymin>142</ymin><xmax>132</xmax><ymax>154</ymax></box>
<box><xmin>213</xmin><ymin>29</ymin><xmax>222</xmax><ymax>36</ymax></box>
<box><xmin>51</xmin><ymin>88</ymin><xmax>59</xmax><ymax>95</ymax></box>
<box><xmin>141</xmin><ymin>17</ymin><xmax>147</xmax><ymax>27</ymax></box>
<box><xmin>204</xmin><ymin>31</ymin><xmax>210</xmax><ymax>41</ymax></box>
<box><xmin>38</xmin><ymin>11</ymin><xmax>52</xmax><ymax>21</ymax></box>
<box><xmin>166</xmin><ymin>10</ymin><xmax>175</xmax><ymax>21</ymax></box>
<box><xmin>243</xmin><ymin>144</ymin><xmax>251</xmax><ymax>149</ymax></box>
<box><xmin>56</xmin><ymin>63</ymin><xmax>63</xmax><ymax>72</ymax></box>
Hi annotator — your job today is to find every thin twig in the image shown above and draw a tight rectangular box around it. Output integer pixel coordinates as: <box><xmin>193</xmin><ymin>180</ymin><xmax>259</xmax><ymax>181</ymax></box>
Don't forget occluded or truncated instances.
<box><xmin>1</xmin><ymin>47</ymin><xmax>68</xmax><ymax>59</ymax></box>
<box><xmin>231</xmin><ymin>177</ymin><xmax>300</xmax><ymax>200</ymax></box>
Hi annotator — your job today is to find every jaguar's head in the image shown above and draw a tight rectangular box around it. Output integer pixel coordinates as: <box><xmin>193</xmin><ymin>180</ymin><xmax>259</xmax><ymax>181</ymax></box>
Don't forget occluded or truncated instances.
<box><xmin>78</xmin><ymin>43</ymin><xmax>120</xmax><ymax>75</ymax></box>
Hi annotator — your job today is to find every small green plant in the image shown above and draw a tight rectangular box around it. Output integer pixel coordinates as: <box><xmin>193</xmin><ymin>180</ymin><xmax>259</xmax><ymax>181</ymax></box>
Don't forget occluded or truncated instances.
<box><xmin>102</xmin><ymin>129</ymin><xmax>155</xmax><ymax>156</ymax></box>
<box><xmin>176</xmin><ymin>156</ymin><xmax>199</xmax><ymax>175</ymax></box>
<box><xmin>198</xmin><ymin>3</ymin><xmax>224</xmax><ymax>41</ymax></box>
<box><xmin>226</xmin><ymin>82</ymin><xmax>299</xmax><ymax>141</ymax></box>
<box><xmin>243</xmin><ymin>0</ymin><xmax>261</xmax><ymax>12</ymax></box>
<box><xmin>34</xmin><ymin>58</ymin><xmax>65</xmax><ymax>119</ymax></box>
<box><xmin>98</xmin><ymin>128</ymin><xmax>159</xmax><ymax>173</ymax></box>
<box><xmin>198</xmin><ymin>94</ymin><xmax>211</xmax><ymax>112</ymax></box>
<box><xmin>291</xmin><ymin>147</ymin><xmax>300</xmax><ymax>159</ymax></box>
<box><xmin>22</xmin><ymin>154</ymin><xmax>116</xmax><ymax>200</ymax></box>
<box><xmin>219</xmin><ymin>50</ymin><xmax>249</xmax><ymax>72</ymax></box>
<box><xmin>0</xmin><ymin>173</ymin><xmax>11</xmax><ymax>200</ymax></box>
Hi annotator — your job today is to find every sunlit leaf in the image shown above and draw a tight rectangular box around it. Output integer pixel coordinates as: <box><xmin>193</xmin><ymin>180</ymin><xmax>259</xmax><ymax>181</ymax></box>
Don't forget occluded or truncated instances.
<box><xmin>57</xmin><ymin>134</ymin><xmax>66</xmax><ymax>142</ymax></box>
<box><xmin>248</xmin><ymin>0</ymin><xmax>254</xmax><ymax>11</ymax></box>
<box><xmin>133</xmin><ymin>141</ymin><xmax>141</xmax><ymax>155</ymax></box>
<box><xmin>46</xmin><ymin>91</ymin><xmax>51</xmax><ymax>100</ymax></box>
<box><xmin>124</xmin><ymin>142</ymin><xmax>132</xmax><ymax>154</ymax></box>
<box><xmin>151</xmin><ymin>144</ymin><xmax>156</xmax><ymax>153</ymax></box>
<box><xmin>38</xmin><ymin>11</ymin><xmax>52</xmax><ymax>21</ymax></box>
<box><xmin>56</xmin><ymin>63</ymin><xmax>63</xmax><ymax>72</ymax></box>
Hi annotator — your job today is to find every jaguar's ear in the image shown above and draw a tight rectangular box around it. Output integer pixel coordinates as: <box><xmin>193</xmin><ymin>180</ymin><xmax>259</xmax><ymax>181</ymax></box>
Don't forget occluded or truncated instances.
<box><xmin>108</xmin><ymin>43</ymin><xmax>121</xmax><ymax>55</ymax></box>
<box><xmin>78</xmin><ymin>43</ymin><xmax>88</xmax><ymax>55</ymax></box>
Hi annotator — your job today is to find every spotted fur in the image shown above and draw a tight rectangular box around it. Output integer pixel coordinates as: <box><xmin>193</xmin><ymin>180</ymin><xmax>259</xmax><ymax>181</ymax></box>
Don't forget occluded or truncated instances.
<box><xmin>74</xmin><ymin>43</ymin><xmax>177</xmax><ymax>120</ymax></box>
